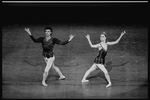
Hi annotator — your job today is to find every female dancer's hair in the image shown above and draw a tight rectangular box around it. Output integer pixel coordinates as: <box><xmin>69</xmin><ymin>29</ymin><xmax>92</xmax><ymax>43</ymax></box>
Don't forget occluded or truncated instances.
<box><xmin>102</xmin><ymin>31</ymin><xmax>107</xmax><ymax>38</ymax></box>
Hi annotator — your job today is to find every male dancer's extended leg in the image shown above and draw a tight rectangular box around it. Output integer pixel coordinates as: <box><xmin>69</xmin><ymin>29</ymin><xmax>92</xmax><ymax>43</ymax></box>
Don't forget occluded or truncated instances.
<box><xmin>42</xmin><ymin>56</ymin><xmax>55</xmax><ymax>86</ymax></box>
<box><xmin>81</xmin><ymin>63</ymin><xmax>97</xmax><ymax>83</ymax></box>
<box><xmin>96</xmin><ymin>64</ymin><xmax>112</xmax><ymax>88</ymax></box>
<box><xmin>52</xmin><ymin>64</ymin><xmax>65</xmax><ymax>80</ymax></box>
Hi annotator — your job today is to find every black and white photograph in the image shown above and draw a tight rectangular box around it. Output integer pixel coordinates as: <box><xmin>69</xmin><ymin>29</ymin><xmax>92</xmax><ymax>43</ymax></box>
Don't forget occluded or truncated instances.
<box><xmin>2</xmin><ymin>1</ymin><xmax>148</xmax><ymax>99</ymax></box>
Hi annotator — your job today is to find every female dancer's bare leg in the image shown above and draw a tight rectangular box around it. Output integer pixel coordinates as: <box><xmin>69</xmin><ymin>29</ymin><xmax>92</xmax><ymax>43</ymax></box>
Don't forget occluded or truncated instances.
<box><xmin>81</xmin><ymin>63</ymin><xmax>97</xmax><ymax>83</ymax></box>
<box><xmin>96</xmin><ymin>64</ymin><xmax>112</xmax><ymax>88</ymax></box>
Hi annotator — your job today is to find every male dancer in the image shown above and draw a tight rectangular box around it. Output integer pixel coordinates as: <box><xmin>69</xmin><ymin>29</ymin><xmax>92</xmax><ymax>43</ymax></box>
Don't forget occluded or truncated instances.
<box><xmin>25</xmin><ymin>27</ymin><xmax>75</xmax><ymax>86</ymax></box>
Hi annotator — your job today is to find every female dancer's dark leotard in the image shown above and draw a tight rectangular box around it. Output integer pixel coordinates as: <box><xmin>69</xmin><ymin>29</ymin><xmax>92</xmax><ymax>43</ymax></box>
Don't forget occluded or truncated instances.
<box><xmin>94</xmin><ymin>44</ymin><xmax>107</xmax><ymax>64</ymax></box>
<box><xmin>30</xmin><ymin>35</ymin><xmax>69</xmax><ymax>58</ymax></box>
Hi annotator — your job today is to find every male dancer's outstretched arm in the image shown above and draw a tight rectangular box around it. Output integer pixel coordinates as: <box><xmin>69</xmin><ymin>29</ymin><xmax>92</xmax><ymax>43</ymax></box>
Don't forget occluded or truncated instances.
<box><xmin>24</xmin><ymin>27</ymin><xmax>43</xmax><ymax>43</ymax></box>
<box><xmin>54</xmin><ymin>34</ymin><xmax>75</xmax><ymax>45</ymax></box>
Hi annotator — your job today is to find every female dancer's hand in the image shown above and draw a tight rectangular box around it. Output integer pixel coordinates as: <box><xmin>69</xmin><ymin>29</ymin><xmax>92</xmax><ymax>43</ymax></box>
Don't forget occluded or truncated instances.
<box><xmin>85</xmin><ymin>34</ymin><xmax>90</xmax><ymax>39</ymax></box>
<box><xmin>69</xmin><ymin>34</ymin><xmax>75</xmax><ymax>42</ymax></box>
<box><xmin>24</xmin><ymin>27</ymin><xmax>32</xmax><ymax>35</ymax></box>
<box><xmin>121</xmin><ymin>31</ymin><xmax>126</xmax><ymax>36</ymax></box>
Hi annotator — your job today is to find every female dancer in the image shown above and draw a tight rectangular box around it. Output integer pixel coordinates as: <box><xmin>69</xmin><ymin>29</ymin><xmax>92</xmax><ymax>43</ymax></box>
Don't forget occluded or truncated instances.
<box><xmin>24</xmin><ymin>27</ymin><xmax>75</xmax><ymax>86</ymax></box>
<box><xmin>81</xmin><ymin>31</ymin><xmax>126</xmax><ymax>88</ymax></box>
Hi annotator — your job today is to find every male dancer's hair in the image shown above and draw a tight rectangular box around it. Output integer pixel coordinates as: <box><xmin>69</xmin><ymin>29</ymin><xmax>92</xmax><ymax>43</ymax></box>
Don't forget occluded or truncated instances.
<box><xmin>44</xmin><ymin>27</ymin><xmax>53</xmax><ymax>33</ymax></box>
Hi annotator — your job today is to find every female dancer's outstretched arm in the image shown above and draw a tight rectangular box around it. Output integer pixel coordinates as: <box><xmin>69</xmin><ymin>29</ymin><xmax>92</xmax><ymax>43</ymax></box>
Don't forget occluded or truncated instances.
<box><xmin>107</xmin><ymin>31</ymin><xmax>126</xmax><ymax>45</ymax></box>
<box><xmin>86</xmin><ymin>34</ymin><xmax>100</xmax><ymax>48</ymax></box>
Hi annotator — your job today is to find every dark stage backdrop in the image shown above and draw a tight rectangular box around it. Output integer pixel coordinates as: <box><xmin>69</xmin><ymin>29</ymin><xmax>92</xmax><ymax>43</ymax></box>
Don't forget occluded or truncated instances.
<box><xmin>2</xmin><ymin>3</ymin><xmax>148</xmax><ymax>26</ymax></box>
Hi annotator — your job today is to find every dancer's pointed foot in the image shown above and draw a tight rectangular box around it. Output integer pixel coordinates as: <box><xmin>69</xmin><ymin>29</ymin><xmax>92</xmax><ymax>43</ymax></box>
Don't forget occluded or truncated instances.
<box><xmin>59</xmin><ymin>76</ymin><xmax>65</xmax><ymax>80</ymax></box>
<box><xmin>106</xmin><ymin>83</ymin><xmax>111</xmax><ymax>88</ymax></box>
<box><xmin>42</xmin><ymin>81</ymin><xmax>48</xmax><ymax>86</ymax></box>
<box><xmin>81</xmin><ymin>79</ymin><xmax>89</xmax><ymax>83</ymax></box>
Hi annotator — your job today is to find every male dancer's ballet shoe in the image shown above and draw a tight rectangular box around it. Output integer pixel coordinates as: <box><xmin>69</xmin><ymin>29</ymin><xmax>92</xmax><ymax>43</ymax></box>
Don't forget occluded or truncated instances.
<box><xmin>106</xmin><ymin>83</ymin><xmax>111</xmax><ymax>88</ymax></box>
<box><xmin>81</xmin><ymin>80</ymin><xmax>89</xmax><ymax>83</ymax></box>
<box><xmin>59</xmin><ymin>76</ymin><xmax>65</xmax><ymax>80</ymax></box>
<box><xmin>42</xmin><ymin>81</ymin><xmax>48</xmax><ymax>86</ymax></box>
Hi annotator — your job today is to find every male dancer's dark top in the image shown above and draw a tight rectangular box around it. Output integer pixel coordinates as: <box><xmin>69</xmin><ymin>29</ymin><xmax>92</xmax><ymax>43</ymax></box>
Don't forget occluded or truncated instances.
<box><xmin>30</xmin><ymin>35</ymin><xmax>69</xmax><ymax>58</ymax></box>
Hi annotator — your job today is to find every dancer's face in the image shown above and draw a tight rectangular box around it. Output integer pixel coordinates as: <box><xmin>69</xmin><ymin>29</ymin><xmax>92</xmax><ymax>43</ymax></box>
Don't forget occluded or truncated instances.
<box><xmin>100</xmin><ymin>34</ymin><xmax>106</xmax><ymax>42</ymax></box>
<box><xmin>45</xmin><ymin>29</ymin><xmax>52</xmax><ymax>37</ymax></box>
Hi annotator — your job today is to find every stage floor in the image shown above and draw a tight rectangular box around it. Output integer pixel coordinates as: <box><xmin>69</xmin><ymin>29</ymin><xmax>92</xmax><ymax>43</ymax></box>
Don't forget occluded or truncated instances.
<box><xmin>3</xmin><ymin>79</ymin><xmax>148</xmax><ymax>99</ymax></box>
